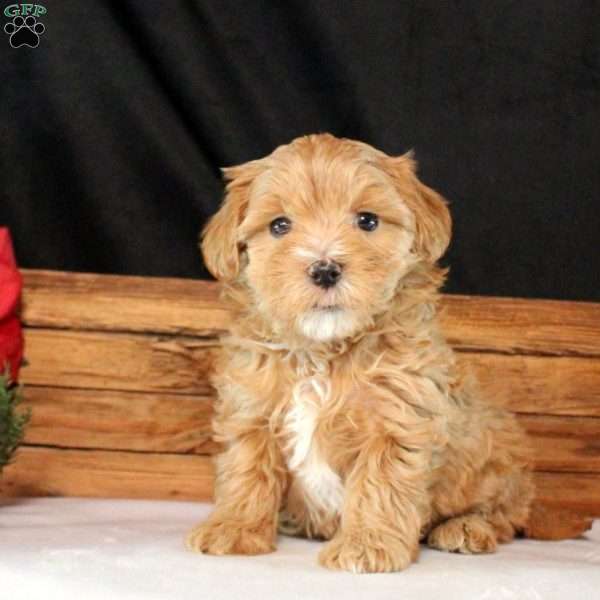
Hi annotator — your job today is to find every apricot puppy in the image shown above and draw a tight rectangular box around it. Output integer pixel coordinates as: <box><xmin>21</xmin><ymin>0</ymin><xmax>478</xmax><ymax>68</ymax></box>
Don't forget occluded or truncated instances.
<box><xmin>186</xmin><ymin>133</ymin><xmax>533</xmax><ymax>573</ymax></box>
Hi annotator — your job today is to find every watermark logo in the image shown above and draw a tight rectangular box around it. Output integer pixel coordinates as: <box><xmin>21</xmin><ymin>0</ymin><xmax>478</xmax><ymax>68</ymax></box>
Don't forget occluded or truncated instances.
<box><xmin>3</xmin><ymin>4</ymin><xmax>46</xmax><ymax>48</ymax></box>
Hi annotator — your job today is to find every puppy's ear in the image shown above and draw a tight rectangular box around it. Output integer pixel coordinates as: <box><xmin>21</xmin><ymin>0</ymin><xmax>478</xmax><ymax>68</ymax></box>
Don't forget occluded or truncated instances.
<box><xmin>201</xmin><ymin>160</ymin><xmax>265</xmax><ymax>281</ymax></box>
<box><xmin>383</xmin><ymin>152</ymin><xmax>451</xmax><ymax>263</ymax></box>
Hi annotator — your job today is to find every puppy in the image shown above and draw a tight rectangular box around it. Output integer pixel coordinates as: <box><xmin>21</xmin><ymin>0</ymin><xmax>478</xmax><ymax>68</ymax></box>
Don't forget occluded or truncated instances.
<box><xmin>187</xmin><ymin>133</ymin><xmax>533</xmax><ymax>573</ymax></box>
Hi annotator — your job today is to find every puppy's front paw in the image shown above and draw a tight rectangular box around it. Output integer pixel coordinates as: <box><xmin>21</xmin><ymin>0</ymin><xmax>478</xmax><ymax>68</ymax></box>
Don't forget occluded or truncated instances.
<box><xmin>318</xmin><ymin>531</ymin><xmax>415</xmax><ymax>573</ymax></box>
<box><xmin>186</xmin><ymin>518</ymin><xmax>275</xmax><ymax>556</ymax></box>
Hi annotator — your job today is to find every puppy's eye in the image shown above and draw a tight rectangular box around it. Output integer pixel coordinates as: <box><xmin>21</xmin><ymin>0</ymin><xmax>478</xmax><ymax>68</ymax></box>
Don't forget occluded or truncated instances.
<box><xmin>356</xmin><ymin>212</ymin><xmax>379</xmax><ymax>232</ymax></box>
<box><xmin>269</xmin><ymin>216</ymin><xmax>292</xmax><ymax>237</ymax></box>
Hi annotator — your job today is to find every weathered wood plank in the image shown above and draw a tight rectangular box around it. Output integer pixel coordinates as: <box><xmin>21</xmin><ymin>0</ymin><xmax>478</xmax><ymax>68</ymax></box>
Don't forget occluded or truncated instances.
<box><xmin>2</xmin><ymin>447</ymin><xmax>598</xmax><ymax>517</ymax></box>
<box><xmin>534</xmin><ymin>472</ymin><xmax>600</xmax><ymax>516</ymax></box>
<box><xmin>21</xmin><ymin>269</ymin><xmax>228</xmax><ymax>336</ymax></box>
<box><xmin>20</xmin><ymin>327</ymin><xmax>600</xmax><ymax>417</ymax></box>
<box><xmin>442</xmin><ymin>294</ymin><xmax>600</xmax><ymax>357</ymax></box>
<box><xmin>468</xmin><ymin>353</ymin><xmax>600</xmax><ymax>417</ymax></box>
<box><xmin>21</xmin><ymin>269</ymin><xmax>600</xmax><ymax>357</ymax></box>
<box><xmin>22</xmin><ymin>387</ymin><xmax>217</xmax><ymax>454</ymax></box>
<box><xmin>518</xmin><ymin>415</ymin><xmax>600</xmax><ymax>473</ymax></box>
<box><xmin>21</xmin><ymin>329</ymin><xmax>217</xmax><ymax>395</ymax></box>
<box><xmin>13</xmin><ymin>270</ymin><xmax>600</xmax><ymax>519</ymax></box>
<box><xmin>19</xmin><ymin>386</ymin><xmax>600</xmax><ymax>473</ymax></box>
<box><xmin>0</xmin><ymin>447</ymin><xmax>214</xmax><ymax>501</ymax></box>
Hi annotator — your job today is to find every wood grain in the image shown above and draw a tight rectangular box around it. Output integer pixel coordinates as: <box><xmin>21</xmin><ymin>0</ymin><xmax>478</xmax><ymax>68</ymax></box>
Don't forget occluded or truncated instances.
<box><xmin>519</xmin><ymin>415</ymin><xmax>600</xmax><ymax>473</ymax></box>
<box><xmin>442</xmin><ymin>294</ymin><xmax>600</xmax><ymax>357</ymax></box>
<box><xmin>20</xmin><ymin>327</ymin><xmax>600</xmax><ymax>417</ymax></box>
<box><xmin>2</xmin><ymin>447</ymin><xmax>598</xmax><ymax>517</ymax></box>
<box><xmin>22</xmin><ymin>269</ymin><xmax>600</xmax><ymax>357</ymax></box>
<box><xmin>11</xmin><ymin>269</ymin><xmax>600</xmax><ymax>520</ymax></box>
<box><xmin>468</xmin><ymin>353</ymin><xmax>600</xmax><ymax>417</ymax></box>
<box><xmin>21</xmin><ymin>329</ymin><xmax>217</xmax><ymax>395</ymax></box>
<box><xmin>21</xmin><ymin>269</ymin><xmax>228</xmax><ymax>336</ymax></box>
<box><xmin>0</xmin><ymin>446</ymin><xmax>214</xmax><ymax>501</ymax></box>
<box><xmin>534</xmin><ymin>472</ymin><xmax>600</xmax><ymax>515</ymax></box>
<box><xmin>20</xmin><ymin>387</ymin><xmax>600</xmax><ymax>474</ymax></box>
<box><xmin>22</xmin><ymin>387</ymin><xmax>217</xmax><ymax>454</ymax></box>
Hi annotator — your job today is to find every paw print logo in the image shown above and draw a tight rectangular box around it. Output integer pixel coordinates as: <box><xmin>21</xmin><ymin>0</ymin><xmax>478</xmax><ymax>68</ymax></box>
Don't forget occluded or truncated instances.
<box><xmin>4</xmin><ymin>15</ymin><xmax>45</xmax><ymax>48</ymax></box>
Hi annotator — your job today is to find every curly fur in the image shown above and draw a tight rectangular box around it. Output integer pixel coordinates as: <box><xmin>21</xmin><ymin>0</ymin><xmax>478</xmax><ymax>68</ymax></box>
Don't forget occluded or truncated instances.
<box><xmin>186</xmin><ymin>133</ymin><xmax>533</xmax><ymax>573</ymax></box>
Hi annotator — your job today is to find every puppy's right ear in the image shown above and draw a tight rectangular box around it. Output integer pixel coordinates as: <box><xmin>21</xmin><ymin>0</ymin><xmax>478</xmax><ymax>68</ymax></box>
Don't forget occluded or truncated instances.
<box><xmin>382</xmin><ymin>152</ymin><xmax>451</xmax><ymax>264</ymax></box>
<box><xmin>201</xmin><ymin>160</ymin><xmax>265</xmax><ymax>281</ymax></box>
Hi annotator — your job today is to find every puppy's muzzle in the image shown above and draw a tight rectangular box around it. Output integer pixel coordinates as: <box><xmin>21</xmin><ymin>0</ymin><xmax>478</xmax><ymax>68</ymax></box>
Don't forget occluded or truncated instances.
<box><xmin>308</xmin><ymin>259</ymin><xmax>342</xmax><ymax>289</ymax></box>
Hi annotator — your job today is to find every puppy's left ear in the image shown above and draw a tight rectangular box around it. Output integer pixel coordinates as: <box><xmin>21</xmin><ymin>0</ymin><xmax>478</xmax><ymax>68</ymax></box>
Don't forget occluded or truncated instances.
<box><xmin>201</xmin><ymin>159</ymin><xmax>265</xmax><ymax>281</ymax></box>
<box><xmin>383</xmin><ymin>152</ymin><xmax>451</xmax><ymax>263</ymax></box>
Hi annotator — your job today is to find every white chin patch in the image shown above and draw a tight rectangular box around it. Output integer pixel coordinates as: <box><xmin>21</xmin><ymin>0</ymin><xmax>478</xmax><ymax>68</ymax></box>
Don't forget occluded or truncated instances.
<box><xmin>298</xmin><ymin>308</ymin><xmax>357</xmax><ymax>342</ymax></box>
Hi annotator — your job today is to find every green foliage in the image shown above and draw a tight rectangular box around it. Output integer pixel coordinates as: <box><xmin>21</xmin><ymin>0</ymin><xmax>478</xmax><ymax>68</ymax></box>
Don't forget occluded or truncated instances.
<box><xmin>0</xmin><ymin>369</ymin><xmax>30</xmax><ymax>472</ymax></box>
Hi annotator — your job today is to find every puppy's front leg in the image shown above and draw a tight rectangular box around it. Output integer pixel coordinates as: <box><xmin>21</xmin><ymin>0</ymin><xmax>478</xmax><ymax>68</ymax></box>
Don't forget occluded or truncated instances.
<box><xmin>319</xmin><ymin>437</ymin><xmax>427</xmax><ymax>573</ymax></box>
<box><xmin>186</xmin><ymin>426</ymin><xmax>285</xmax><ymax>556</ymax></box>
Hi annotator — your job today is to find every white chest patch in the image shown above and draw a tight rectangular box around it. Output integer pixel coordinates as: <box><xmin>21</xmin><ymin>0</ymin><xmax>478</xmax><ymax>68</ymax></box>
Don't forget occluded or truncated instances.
<box><xmin>284</xmin><ymin>377</ymin><xmax>344</xmax><ymax>517</ymax></box>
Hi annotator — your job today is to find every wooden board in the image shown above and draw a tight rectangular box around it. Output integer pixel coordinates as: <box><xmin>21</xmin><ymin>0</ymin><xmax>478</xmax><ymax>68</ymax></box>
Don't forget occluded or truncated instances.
<box><xmin>2</xmin><ymin>446</ymin><xmax>598</xmax><ymax>517</ymax></box>
<box><xmin>468</xmin><ymin>353</ymin><xmax>600</xmax><ymax>417</ymax></box>
<box><xmin>0</xmin><ymin>446</ymin><xmax>214</xmax><ymax>501</ymax></box>
<box><xmin>441</xmin><ymin>294</ymin><xmax>600</xmax><ymax>358</ymax></box>
<box><xmin>20</xmin><ymin>328</ymin><xmax>600</xmax><ymax>417</ymax></box>
<box><xmin>20</xmin><ymin>386</ymin><xmax>600</xmax><ymax>474</ymax></box>
<box><xmin>7</xmin><ymin>268</ymin><xmax>600</xmax><ymax>526</ymax></box>
<box><xmin>21</xmin><ymin>269</ymin><xmax>229</xmax><ymax>336</ymax></box>
<box><xmin>21</xmin><ymin>329</ymin><xmax>217</xmax><ymax>395</ymax></box>
<box><xmin>533</xmin><ymin>472</ymin><xmax>600</xmax><ymax>515</ymax></box>
<box><xmin>22</xmin><ymin>269</ymin><xmax>600</xmax><ymax>357</ymax></box>
<box><xmin>518</xmin><ymin>415</ymin><xmax>600</xmax><ymax>473</ymax></box>
<box><xmin>22</xmin><ymin>387</ymin><xmax>217</xmax><ymax>454</ymax></box>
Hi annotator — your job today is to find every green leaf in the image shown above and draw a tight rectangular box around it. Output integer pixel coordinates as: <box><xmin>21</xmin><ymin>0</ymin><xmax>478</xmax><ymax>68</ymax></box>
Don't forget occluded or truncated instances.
<box><xmin>0</xmin><ymin>367</ymin><xmax>31</xmax><ymax>472</ymax></box>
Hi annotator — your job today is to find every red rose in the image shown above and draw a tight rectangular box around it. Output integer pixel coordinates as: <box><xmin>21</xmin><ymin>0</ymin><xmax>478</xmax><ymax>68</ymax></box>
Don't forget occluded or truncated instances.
<box><xmin>0</xmin><ymin>228</ymin><xmax>23</xmax><ymax>382</ymax></box>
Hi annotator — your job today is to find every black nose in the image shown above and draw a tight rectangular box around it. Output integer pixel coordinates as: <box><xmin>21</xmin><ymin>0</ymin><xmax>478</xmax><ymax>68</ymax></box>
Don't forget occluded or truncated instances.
<box><xmin>308</xmin><ymin>260</ymin><xmax>342</xmax><ymax>289</ymax></box>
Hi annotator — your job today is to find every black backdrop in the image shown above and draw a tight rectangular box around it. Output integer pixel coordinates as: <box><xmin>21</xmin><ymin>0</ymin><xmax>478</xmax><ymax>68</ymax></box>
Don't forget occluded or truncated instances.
<box><xmin>1</xmin><ymin>1</ymin><xmax>599</xmax><ymax>300</ymax></box>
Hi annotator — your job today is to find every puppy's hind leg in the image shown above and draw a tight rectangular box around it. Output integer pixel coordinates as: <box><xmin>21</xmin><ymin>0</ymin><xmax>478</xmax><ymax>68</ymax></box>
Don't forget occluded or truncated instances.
<box><xmin>427</xmin><ymin>514</ymin><xmax>498</xmax><ymax>554</ymax></box>
<box><xmin>428</xmin><ymin>456</ymin><xmax>534</xmax><ymax>554</ymax></box>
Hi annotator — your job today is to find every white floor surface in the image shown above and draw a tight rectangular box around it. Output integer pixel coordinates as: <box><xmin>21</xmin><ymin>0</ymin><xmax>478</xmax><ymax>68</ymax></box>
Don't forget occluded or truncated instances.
<box><xmin>1</xmin><ymin>498</ymin><xmax>599</xmax><ymax>600</ymax></box>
